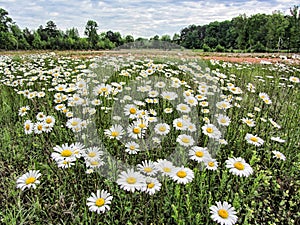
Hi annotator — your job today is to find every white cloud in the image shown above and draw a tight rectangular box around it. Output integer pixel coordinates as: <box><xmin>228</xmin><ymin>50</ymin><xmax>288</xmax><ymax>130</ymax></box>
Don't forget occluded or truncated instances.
<box><xmin>0</xmin><ymin>0</ymin><xmax>299</xmax><ymax>38</ymax></box>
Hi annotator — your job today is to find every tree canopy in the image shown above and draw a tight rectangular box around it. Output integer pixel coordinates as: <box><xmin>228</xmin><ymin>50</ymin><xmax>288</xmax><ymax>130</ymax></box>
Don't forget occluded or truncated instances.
<box><xmin>0</xmin><ymin>6</ymin><xmax>299</xmax><ymax>52</ymax></box>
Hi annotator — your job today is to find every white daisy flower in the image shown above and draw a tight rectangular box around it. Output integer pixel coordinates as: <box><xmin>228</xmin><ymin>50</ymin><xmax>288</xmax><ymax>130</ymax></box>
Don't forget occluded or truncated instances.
<box><xmin>245</xmin><ymin>133</ymin><xmax>264</xmax><ymax>146</ymax></box>
<box><xmin>210</xmin><ymin>201</ymin><xmax>238</xmax><ymax>225</ymax></box>
<box><xmin>24</xmin><ymin>120</ymin><xmax>34</xmax><ymax>134</ymax></box>
<box><xmin>117</xmin><ymin>168</ymin><xmax>145</xmax><ymax>192</ymax></box>
<box><xmin>176</xmin><ymin>103</ymin><xmax>191</xmax><ymax>113</ymax></box>
<box><xmin>202</xmin><ymin>124</ymin><xmax>222</xmax><ymax>139</ymax></box>
<box><xmin>125</xmin><ymin>141</ymin><xmax>140</xmax><ymax>154</ymax></box>
<box><xmin>154</xmin><ymin>123</ymin><xmax>171</xmax><ymax>135</ymax></box>
<box><xmin>141</xmin><ymin>177</ymin><xmax>162</xmax><ymax>195</ymax></box>
<box><xmin>137</xmin><ymin>160</ymin><xmax>158</xmax><ymax>176</ymax></box>
<box><xmin>44</xmin><ymin>115</ymin><xmax>55</xmax><ymax>127</ymax></box>
<box><xmin>154</xmin><ymin>159</ymin><xmax>175</xmax><ymax>177</ymax></box>
<box><xmin>217</xmin><ymin>114</ymin><xmax>231</xmax><ymax>126</ymax></box>
<box><xmin>104</xmin><ymin>124</ymin><xmax>124</xmax><ymax>140</ymax></box>
<box><xmin>225</xmin><ymin>157</ymin><xmax>253</xmax><ymax>177</ymax></box>
<box><xmin>33</xmin><ymin>122</ymin><xmax>45</xmax><ymax>134</ymax></box>
<box><xmin>272</xmin><ymin>151</ymin><xmax>286</xmax><ymax>161</ymax></box>
<box><xmin>176</xmin><ymin>134</ymin><xmax>195</xmax><ymax>147</ymax></box>
<box><xmin>18</xmin><ymin>106</ymin><xmax>30</xmax><ymax>116</ymax></box>
<box><xmin>16</xmin><ymin>170</ymin><xmax>42</xmax><ymax>191</ymax></box>
<box><xmin>87</xmin><ymin>190</ymin><xmax>113</xmax><ymax>214</ymax></box>
<box><xmin>204</xmin><ymin>157</ymin><xmax>219</xmax><ymax>171</ymax></box>
<box><xmin>241</xmin><ymin>118</ymin><xmax>256</xmax><ymax>127</ymax></box>
<box><xmin>171</xmin><ymin>166</ymin><xmax>194</xmax><ymax>184</ymax></box>
<box><xmin>189</xmin><ymin>146</ymin><xmax>210</xmax><ymax>163</ymax></box>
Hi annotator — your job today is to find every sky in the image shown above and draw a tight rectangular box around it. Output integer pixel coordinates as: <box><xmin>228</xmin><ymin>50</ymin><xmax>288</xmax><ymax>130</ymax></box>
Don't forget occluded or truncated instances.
<box><xmin>0</xmin><ymin>0</ymin><xmax>299</xmax><ymax>38</ymax></box>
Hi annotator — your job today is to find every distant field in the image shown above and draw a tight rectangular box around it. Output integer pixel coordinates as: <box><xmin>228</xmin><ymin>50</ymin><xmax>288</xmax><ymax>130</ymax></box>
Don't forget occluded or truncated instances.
<box><xmin>0</xmin><ymin>51</ymin><xmax>299</xmax><ymax>225</ymax></box>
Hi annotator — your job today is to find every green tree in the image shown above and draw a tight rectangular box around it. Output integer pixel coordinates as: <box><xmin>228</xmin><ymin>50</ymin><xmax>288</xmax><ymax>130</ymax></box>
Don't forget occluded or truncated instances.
<box><xmin>84</xmin><ymin>20</ymin><xmax>99</xmax><ymax>49</ymax></box>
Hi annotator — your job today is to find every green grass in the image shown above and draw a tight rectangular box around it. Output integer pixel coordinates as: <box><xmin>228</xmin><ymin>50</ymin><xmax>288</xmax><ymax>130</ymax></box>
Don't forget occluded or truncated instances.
<box><xmin>0</xmin><ymin>52</ymin><xmax>299</xmax><ymax>225</ymax></box>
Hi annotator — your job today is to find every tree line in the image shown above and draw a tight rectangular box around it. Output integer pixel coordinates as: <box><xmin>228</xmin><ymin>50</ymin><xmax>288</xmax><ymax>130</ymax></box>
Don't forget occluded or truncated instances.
<box><xmin>0</xmin><ymin>6</ymin><xmax>299</xmax><ymax>52</ymax></box>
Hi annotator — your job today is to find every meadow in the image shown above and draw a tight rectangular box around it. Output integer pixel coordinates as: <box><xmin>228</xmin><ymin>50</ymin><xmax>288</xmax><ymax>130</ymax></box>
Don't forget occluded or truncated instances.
<box><xmin>0</xmin><ymin>51</ymin><xmax>299</xmax><ymax>225</ymax></box>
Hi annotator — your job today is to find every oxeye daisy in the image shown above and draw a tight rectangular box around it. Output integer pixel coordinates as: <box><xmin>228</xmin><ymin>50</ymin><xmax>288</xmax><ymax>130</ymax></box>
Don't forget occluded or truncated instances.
<box><xmin>185</xmin><ymin>96</ymin><xmax>198</xmax><ymax>106</ymax></box>
<box><xmin>51</xmin><ymin>143</ymin><xmax>77</xmax><ymax>162</ymax></box>
<box><xmin>18</xmin><ymin>106</ymin><xmax>30</xmax><ymax>116</ymax></box>
<box><xmin>125</xmin><ymin>141</ymin><xmax>140</xmax><ymax>154</ymax></box>
<box><xmin>57</xmin><ymin>158</ymin><xmax>75</xmax><ymax>168</ymax></box>
<box><xmin>176</xmin><ymin>103</ymin><xmax>191</xmax><ymax>113</ymax></box>
<box><xmin>289</xmin><ymin>76</ymin><xmax>299</xmax><ymax>83</ymax></box>
<box><xmin>84</xmin><ymin>146</ymin><xmax>103</xmax><ymax>160</ymax></box>
<box><xmin>16</xmin><ymin>170</ymin><xmax>41</xmax><ymax>191</ymax></box>
<box><xmin>210</xmin><ymin>201</ymin><xmax>238</xmax><ymax>225</ymax></box>
<box><xmin>171</xmin><ymin>166</ymin><xmax>194</xmax><ymax>184</ymax></box>
<box><xmin>217</xmin><ymin>114</ymin><xmax>231</xmax><ymax>126</ymax></box>
<box><xmin>142</xmin><ymin>177</ymin><xmax>162</xmax><ymax>195</ymax></box>
<box><xmin>173</xmin><ymin>118</ymin><xmax>188</xmax><ymax>130</ymax></box>
<box><xmin>241</xmin><ymin>118</ymin><xmax>256</xmax><ymax>127</ymax></box>
<box><xmin>85</xmin><ymin>158</ymin><xmax>104</xmax><ymax>168</ymax></box>
<box><xmin>189</xmin><ymin>146</ymin><xmax>210</xmax><ymax>163</ymax></box>
<box><xmin>164</xmin><ymin>108</ymin><xmax>173</xmax><ymax>114</ymax></box>
<box><xmin>204</xmin><ymin>157</ymin><xmax>219</xmax><ymax>171</ymax></box>
<box><xmin>44</xmin><ymin>115</ymin><xmax>55</xmax><ymax>127</ymax></box>
<box><xmin>66</xmin><ymin>117</ymin><xmax>82</xmax><ymax>132</ymax></box>
<box><xmin>87</xmin><ymin>190</ymin><xmax>113</xmax><ymax>214</ymax></box>
<box><xmin>137</xmin><ymin>160</ymin><xmax>158</xmax><ymax>176</ymax></box>
<box><xmin>36</xmin><ymin>112</ymin><xmax>46</xmax><ymax>121</ymax></box>
<box><xmin>225</xmin><ymin>157</ymin><xmax>253</xmax><ymax>177</ymax></box>
<box><xmin>24</xmin><ymin>120</ymin><xmax>33</xmax><ymax>134</ymax></box>
<box><xmin>127</xmin><ymin>124</ymin><xmax>145</xmax><ymax>139</ymax></box>
<box><xmin>202</xmin><ymin>124</ymin><xmax>222</xmax><ymax>139</ymax></box>
<box><xmin>245</xmin><ymin>133</ymin><xmax>264</xmax><ymax>146</ymax></box>
<box><xmin>104</xmin><ymin>124</ymin><xmax>124</xmax><ymax>140</ymax></box>
<box><xmin>70</xmin><ymin>142</ymin><xmax>85</xmax><ymax>158</ymax></box>
<box><xmin>161</xmin><ymin>91</ymin><xmax>178</xmax><ymax>100</ymax></box>
<box><xmin>272</xmin><ymin>150</ymin><xmax>286</xmax><ymax>161</ymax></box>
<box><xmin>117</xmin><ymin>168</ymin><xmax>145</xmax><ymax>192</ymax></box>
<box><xmin>154</xmin><ymin>123</ymin><xmax>171</xmax><ymax>136</ymax></box>
<box><xmin>154</xmin><ymin>159</ymin><xmax>175</xmax><ymax>177</ymax></box>
<box><xmin>33</xmin><ymin>122</ymin><xmax>45</xmax><ymax>134</ymax></box>
<box><xmin>176</xmin><ymin>134</ymin><xmax>195</xmax><ymax>147</ymax></box>
<box><xmin>216</xmin><ymin>101</ymin><xmax>232</xmax><ymax>110</ymax></box>
<box><xmin>124</xmin><ymin>104</ymin><xmax>139</xmax><ymax>119</ymax></box>
<box><xmin>270</xmin><ymin>136</ymin><xmax>286</xmax><ymax>143</ymax></box>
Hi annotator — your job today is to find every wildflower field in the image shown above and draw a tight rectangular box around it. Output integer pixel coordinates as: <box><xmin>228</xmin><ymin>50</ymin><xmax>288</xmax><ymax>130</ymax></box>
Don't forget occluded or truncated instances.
<box><xmin>0</xmin><ymin>51</ymin><xmax>299</xmax><ymax>225</ymax></box>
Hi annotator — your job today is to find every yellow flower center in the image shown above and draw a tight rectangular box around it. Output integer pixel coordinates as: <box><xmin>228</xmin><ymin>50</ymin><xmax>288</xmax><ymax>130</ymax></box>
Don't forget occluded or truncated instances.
<box><xmin>25</xmin><ymin>124</ymin><xmax>30</xmax><ymax>130</ymax></box>
<box><xmin>45</xmin><ymin>118</ymin><xmax>52</xmax><ymax>124</ymax></box>
<box><xmin>61</xmin><ymin>149</ymin><xmax>73</xmax><ymax>157</ymax></box>
<box><xmin>195</xmin><ymin>151</ymin><xmax>204</xmax><ymax>157</ymax></box>
<box><xmin>129</xmin><ymin>145</ymin><xmax>135</xmax><ymax>150</ymax></box>
<box><xmin>276</xmin><ymin>153</ymin><xmax>281</xmax><ymax>158</ymax></box>
<box><xmin>144</xmin><ymin>167</ymin><xmax>153</xmax><ymax>173</ymax></box>
<box><xmin>181</xmin><ymin>106</ymin><xmax>187</xmax><ymax>110</ymax></box>
<box><xmin>176</xmin><ymin>170</ymin><xmax>187</xmax><ymax>178</ymax></box>
<box><xmin>71</xmin><ymin>121</ymin><xmax>79</xmax><ymax>126</ymax></box>
<box><xmin>177</xmin><ymin>122</ymin><xmax>183</xmax><ymax>127</ymax></box>
<box><xmin>147</xmin><ymin>182</ymin><xmax>155</xmax><ymax>189</ymax></box>
<box><xmin>25</xmin><ymin>177</ymin><xmax>36</xmax><ymax>185</ymax></box>
<box><xmin>90</xmin><ymin>161</ymin><xmax>99</xmax><ymax>166</ymax></box>
<box><xmin>129</xmin><ymin>108</ymin><xmax>137</xmax><ymax>114</ymax></box>
<box><xmin>95</xmin><ymin>198</ymin><xmax>105</xmax><ymax>207</ymax></box>
<box><xmin>163</xmin><ymin>167</ymin><xmax>171</xmax><ymax>173</ymax></box>
<box><xmin>218</xmin><ymin>209</ymin><xmax>229</xmax><ymax>219</ymax></box>
<box><xmin>206</xmin><ymin>127</ymin><xmax>213</xmax><ymax>133</ymax></box>
<box><xmin>139</xmin><ymin>123</ymin><xmax>147</xmax><ymax>129</ymax></box>
<box><xmin>181</xmin><ymin>137</ymin><xmax>190</xmax><ymax>143</ymax></box>
<box><xmin>37</xmin><ymin>124</ymin><xmax>43</xmax><ymax>131</ymax></box>
<box><xmin>234</xmin><ymin>162</ymin><xmax>245</xmax><ymax>170</ymax></box>
<box><xmin>126</xmin><ymin>177</ymin><xmax>136</xmax><ymax>184</ymax></box>
<box><xmin>88</xmin><ymin>152</ymin><xmax>96</xmax><ymax>157</ymax></box>
<box><xmin>250</xmin><ymin>137</ymin><xmax>258</xmax><ymax>142</ymax></box>
<box><xmin>133</xmin><ymin>127</ymin><xmax>141</xmax><ymax>134</ymax></box>
<box><xmin>111</xmin><ymin>131</ymin><xmax>119</xmax><ymax>137</ymax></box>
<box><xmin>208</xmin><ymin>162</ymin><xmax>215</xmax><ymax>167</ymax></box>
<box><xmin>159</xmin><ymin>126</ymin><xmax>166</xmax><ymax>132</ymax></box>
<box><xmin>220</xmin><ymin>118</ymin><xmax>227</xmax><ymax>123</ymax></box>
